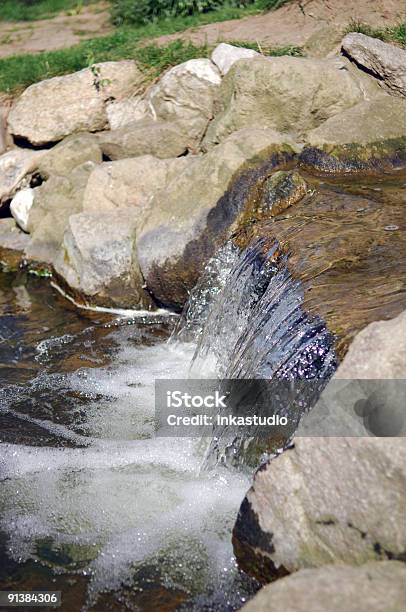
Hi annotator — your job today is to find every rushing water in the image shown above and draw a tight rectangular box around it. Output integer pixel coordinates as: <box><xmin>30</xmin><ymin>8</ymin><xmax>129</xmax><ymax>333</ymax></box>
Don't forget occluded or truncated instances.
<box><xmin>0</xmin><ymin>227</ymin><xmax>339</xmax><ymax>610</ymax></box>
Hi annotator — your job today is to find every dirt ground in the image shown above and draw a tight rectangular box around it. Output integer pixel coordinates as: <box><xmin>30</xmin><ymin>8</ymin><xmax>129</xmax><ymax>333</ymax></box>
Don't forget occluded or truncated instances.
<box><xmin>0</xmin><ymin>2</ymin><xmax>112</xmax><ymax>59</ymax></box>
<box><xmin>155</xmin><ymin>0</ymin><xmax>406</xmax><ymax>54</ymax></box>
<box><xmin>0</xmin><ymin>0</ymin><xmax>405</xmax><ymax>61</ymax></box>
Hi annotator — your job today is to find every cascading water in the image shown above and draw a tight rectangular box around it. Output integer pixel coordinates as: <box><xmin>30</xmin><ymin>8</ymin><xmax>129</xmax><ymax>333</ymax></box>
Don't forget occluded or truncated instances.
<box><xmin>0</xmin><ymin>234</ymin><xmax>337</xmax><ymax>610</ymax></box>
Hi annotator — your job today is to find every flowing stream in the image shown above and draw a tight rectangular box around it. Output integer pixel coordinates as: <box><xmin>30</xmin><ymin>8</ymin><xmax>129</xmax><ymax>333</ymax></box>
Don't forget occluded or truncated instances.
<box><xmin>2</xmin><ymin>171</ymin><xmax>405</xmax><ymax>610</ymax></box>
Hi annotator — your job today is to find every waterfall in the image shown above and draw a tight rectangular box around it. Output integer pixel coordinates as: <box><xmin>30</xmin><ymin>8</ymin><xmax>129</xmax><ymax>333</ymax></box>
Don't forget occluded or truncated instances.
<box><xmin>174</xmin><ymin>237</ymin><xmax>338</xmax><ymax>468</ymax></box>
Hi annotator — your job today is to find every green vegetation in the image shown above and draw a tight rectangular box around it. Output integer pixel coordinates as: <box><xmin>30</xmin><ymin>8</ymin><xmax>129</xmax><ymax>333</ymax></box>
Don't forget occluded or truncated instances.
<box><xmin>345</xmin><ymin>20</ymin><xmax>406</xmax><ymax>48</ymax></box>
<box><xmin>0</xmin><ymin>0</ymin><xmax>297</xmax><ymax>94</ymax></box>
<box><xmin>0</xmin><ymin>0</ymin><xmax>98</xmax><ymax>22</ymax></box>
<box><xmin>110</xmin><ymin>0</ymin><xmax>290</xmax><ymax>26</ymax></box>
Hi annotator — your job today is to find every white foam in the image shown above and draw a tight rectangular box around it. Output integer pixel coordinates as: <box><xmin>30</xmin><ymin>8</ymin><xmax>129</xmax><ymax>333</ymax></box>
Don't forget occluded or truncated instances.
<box><xmin>0</xmin><ymin>335</ymin><xmax>250</xmax><ymax>606</ymax></box>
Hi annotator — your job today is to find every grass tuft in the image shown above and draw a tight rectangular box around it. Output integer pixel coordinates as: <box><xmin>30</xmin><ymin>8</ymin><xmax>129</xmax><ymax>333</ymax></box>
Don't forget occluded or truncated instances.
<box><xmin>344</xmin><ymin>20</ymin><xmax>406</xmax><ymax>48</ymax></box>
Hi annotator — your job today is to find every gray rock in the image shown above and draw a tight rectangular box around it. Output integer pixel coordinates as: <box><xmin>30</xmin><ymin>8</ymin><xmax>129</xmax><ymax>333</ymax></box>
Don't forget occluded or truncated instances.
<box><xmin>38</xmin><ymin>133</ymin><xmax>102</xmax><ymax>179</ymax></box>
<box><xmin>0</xmin><ymin>148</ymin><xmax>44</xmax><ymax>205</ymax></box>
<box><xmin>0</xmin><ymin>218</ymin><xmax>30</xmax><ymax>253</ymax></box>
<box><xmin>342</xmin><ymin>32</ymin><xmax>406</xmax><ymax>97</ymax></box>
<box><xmin>98</xmin><ymin>119</ymin><xmax>191</xmax><ymax>160</ymax></box>
<box><xmin>53</xmin><ymin>211</ymin><xmax>152</xmax><ymax>309</ymax></box>
<box><xmin>211</xmin><ymin>43</ymin><xmax>260</xmax><ymax>75</ymax></box>
<box><xmin>242</xmin><ymin>562</ymin><xmax>406</xmax><ymax>612</ymax></box>
<box><xmin>301</xmin><ymin>94</ymin><xmax>406</xmax><ymax>173</ymax></box>
<box><xmin>8</xmin><ymin>61</ymin><xmax>144</xmax><ymax>146</ymax></box>
<box><xmin>83</xmin><ymin>155</ymin><xmax>194</xmax><ymax>213</ymax></box>
<box><xmin>145</xmin><ymin>58</ymin><xmax>221</xmax><ymax>149</ymax></box>
<box><xmin>137</xmin><ymin>128</ymin><xmax>299</xmax><ymax>309</ymax></box>
<box><xmin>106</xmin><ymin>96</ymin><xmax>149</xmax><ymax>130</ymax></box>
<box><xmin>25</xmin><ymin>161</ymin><xmax>95</xmax><ymax>263</ymax></box>
<box><xmin>233</xmin><ymin>437</ymin><xmax>406</xmax><ymax>580</ymax></box>
<box><xmin>202</xmin><ymin>55</ymin><xmax>370</xmax><ymax>149</ymax></box>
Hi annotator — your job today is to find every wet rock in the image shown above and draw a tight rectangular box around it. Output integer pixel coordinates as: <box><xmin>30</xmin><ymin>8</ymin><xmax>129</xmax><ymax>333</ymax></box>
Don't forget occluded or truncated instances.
<box><xmin>301</xmin><ymin>94</ymin><xmax>406</xmax><ymax>173</ymax></box>
<box><xmin>233</xmin><ymin>437</ymin><xmax>406</xmax><ymax>581</ymax></box>
<box><xmin>10</xmin><ymin>187</ymin><xmax>34</xmax><ymax>232</ymax></box>
<box><xmin>202</xmin><ymin>56</ymin><xmax>368</xmax><ymax>149</ymax></box>
<box><xmin>145</xmin><ymin>59</ymin><xmax>221</xmax><ymax>148</ymax></box>
<box><xmin>342</xmin><ymin>32</ymin><xmax>406</xmax><ymax>98</ymax></box>
<box><xmin>53</xmin><ymin>211</ymin><xmax>153</xmax><ymax>309</ymax></box>
<box><xmin>83</xmin><ymin>155</ymin><xmax>194</xmax><ymax>213</ymax></box>
<box><xmin>256</xmin><ymin>171</ymin><xmax>308</xmax><ymax>217</ymax></box>
<box><xmin>242</xmin><ymin>562</ymin><xmax>406</xmax><ymax>612</ymax></box>
<box><xmin>38</xmin><ymin>133</ymin><xmax>102</xmax><ymax>179</ymax></box>
<box><xmin>25</xmin><ymin>161</ymin><xmax>95</xmax><ymax>264</ymax></box>
<box><xmin>98</xmin><ymin>119</ymin><xmax>190</xmax><ymax>160</ymax></box>
<box><xmin>0</xmin><ymin>148</ymin><xmax>44</xmax><ymax>206</ymax></box>
<box><xmin>106</xmin><ymin>96</ymin><xmax>149</xmax><ymax>130</ymax></box>
<box><xmin>8</xmin><ymin>61</ymin><xmax>144</xmax><ymax>146</ymax></box>
<box><xmin>137</xmin><ymin>128</ymin><xmax>298</xmax><ymax>309</ymax></box>
<box><xmin>211</xmin><ymin>43</ymin><xmax>260</xmax><ymax>75</ymax></box>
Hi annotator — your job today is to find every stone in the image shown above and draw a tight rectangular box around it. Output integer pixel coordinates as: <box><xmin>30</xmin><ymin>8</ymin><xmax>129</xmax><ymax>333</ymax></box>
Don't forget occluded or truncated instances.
<box><xmin>38</xmin><ymin>133</ymin><xmax>102</xmax><ymax>179</ymax></box>
<box><xmin>137</xmin><ymin>128</ymin><xmax>299</xmax><ymax>309</ymax></box>
<box><xmin>0</xmin><ymin>218</ymin><xmax>30</xmax><ymax>253</ymax></box>
<box><xmin>211</xmin><ymin>43</ymin><xmax>260</xmax><ymax>75</ymax></box>
<box><xmin>10</xmin><ymin>187</ymin><xmax>34</xmax><ymax>232</ymax></box>
<box><xmin>256</xmin><ymin>171</ymin><xmax>308</xmax><ymax>217</ymax></box>
<box><xmin>0</xmin><ymin>218</ymin><xmax>30</xmax><ymax>271</ymax></box>
<box><xmin>342</xmin><ymin>32</ymin><xmax>406</xmax><ymax>98</ymax></box>
<box><xmin>0</xmin><ymin>148</ymin><xmax>44</xmax><ymax>205</ymax></box>
<box><xmin>98</xmin><ymin>119</ymin><xmax>191</xmax><ymax>160</ymax></box>
<box><xmin>8</xmin><ymin>61</ymin><xmax>144</xmax><ymax>146</ymax></box>
<box><xmin>301</xmin><ymin>94</ymin><xmax>406</xmax><ymax>173</ymax></box>
<box><xmin>298</xmin><ymin>310</ymin><xmax>406</xmax><ymax>438</ymax></box>
<box><xmin>303</xmin><ymin>25</ymin><xmax>343</xmax><ymax>58</ymax></box>
<box><xmin>0</xmin><ymin>104</ymin><xmax>13</xmax><ymax>155</ymax></box>
<box><xmin>25</xmin><ymin>161</ymin><xmax>95</xmax><ymax>264</ymax></box>
<box><xmin>233</xmin><ymin>437</ymin><xmax>406</xmax><ymax>582</ymax></box>
<box><xmin>202</xmin><ymin>55</ymin><xmax>369</xmax><ymax>149</ymax></box>
<box><xmin>145</xmin><ymin>58</ymin><xmax>221</xmax><ymax>148</ymax></box>
<box><xmin>53</xmin><ymin>211</ymin><xmax>152</xmax><ymax>309</ymax></box>
<box><xmin>242</xmin><ymin>562</ymin><xmax>406</xmax><ymax>612</ymax></box>
<box><xmin>106</xmin><ymin>96</ymin><xmax>149</xmax><ymax>130</ymax></box>
<box><xmin>83</xmin><ymin>155</ymin><xmax>194</xmax><ymax>213</ymax></box>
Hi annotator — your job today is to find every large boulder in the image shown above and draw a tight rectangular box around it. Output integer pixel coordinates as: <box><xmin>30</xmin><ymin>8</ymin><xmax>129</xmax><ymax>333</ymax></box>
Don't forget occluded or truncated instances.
<box><xmin>37</xmin><ymin>133</ymin><xmax>102</xmax><ymax>179</ymax></box>
<box><xmin>202</xmin><ymin>56</ymin><xmax>371</xmax><ymax>149</ymax></box>
<box><xmin>233</xmin><ymin>437</ymin><xmax>406</xmax><ymax>581</ymax></box>
<box><xmin>301</xmin><ymin>94</ymin><xmax>406</xmax><ymax>173</ymax></box>
<box><xmin>137</xmin><ymin>128</ymin><xmax>299</xmax><ymax>309</ymax></box>
<box><xmin>98</xmin><ymin>119</ymin><xmax>191</xmax><ymax>160</ymax></box>
<box><xmin>242</xmin><ymin>562</ymin><xmax>406</xmax><ymax>612</ymax></box>
<box><xmin>144</xmin><ymin>59</ymin><xmax>221</xmax><ymax>149</ymax></box>
<box><xmin>53</xmin><ymin>211</ymin><xmax>152</xmax><ymax>309</ymax></box>
<box><xmin>342</xmin><ymin>33</ymin><xmax>406</xmax><ymax>98</ymax></box>
<box><xmin>211</xmin><ymin>43</ymin><xmax>260</xmax><ymax>75</ymax></box>
<box><xmin>8</xmin><ymin>61</ymin><xmax>144</xmax><ymax>146</ymax></box>
<box><xmin>298</xmin><ymin>310</ymin><xmax>406</xmax><ymax>438</ymax></box>
<box><xmin>24</xmin><ymin>161</ymin><xmax>95</xmax><ymax>263</ymax></box>
<box><xmin>0</xmin><ymin>148</ymin><xmax>44</xmax><ymax>206</ymax></box>
<box><xmin>83</xmin><ymin>155</ymin><xmax>194</xmax><ymax>213</ymax></box>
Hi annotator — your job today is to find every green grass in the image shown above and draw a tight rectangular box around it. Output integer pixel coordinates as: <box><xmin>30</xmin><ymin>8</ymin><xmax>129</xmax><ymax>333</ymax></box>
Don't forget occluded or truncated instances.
<box><xmin>228</xmin><ymin>39</ymin><xmax>303</xmax><ymax>56</ymax></box>
<box><xmin>344</xmin><ymin>20</ymin><xmax>406</xmax><ymax>48</ymax></box>
<box><xmin>0</xmin><ymin>0</ymin><xmax>99</xmax><ymax>22</ymax></box>
<box><xmin>0</xmin><ymin>0</ymin><xmax>297</xmax><ymax>93</ymax></box>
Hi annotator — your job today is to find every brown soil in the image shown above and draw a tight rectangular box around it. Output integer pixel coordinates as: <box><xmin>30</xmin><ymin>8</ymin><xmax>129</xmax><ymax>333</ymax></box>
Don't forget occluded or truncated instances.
<box><xmin>0</xmin><ymin>2</ymin><xmax>112</xmax><ymax>59</ymax></box>
<box><xmin>153</xmin><ymin>0</ymin><xmax>406</xmax><ymax>55</ymax></box>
